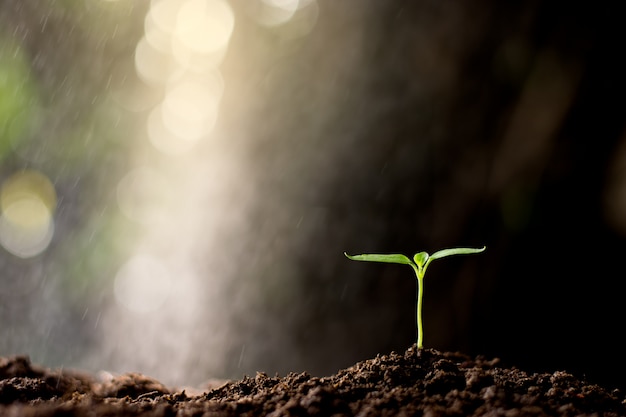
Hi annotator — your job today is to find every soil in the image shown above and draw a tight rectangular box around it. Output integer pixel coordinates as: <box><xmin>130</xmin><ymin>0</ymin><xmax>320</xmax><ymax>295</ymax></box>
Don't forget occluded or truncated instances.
<box><xmin>1</xmin><ymin>346</ymin><xmax>624</xmax><ymax>416</ymax></box>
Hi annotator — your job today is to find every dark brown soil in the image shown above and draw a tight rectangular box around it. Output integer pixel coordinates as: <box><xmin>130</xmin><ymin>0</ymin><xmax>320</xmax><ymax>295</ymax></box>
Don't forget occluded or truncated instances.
<box><xmin>1</xmin><ymin>346</ymin><xmax>624</xmax><ymax>416</ymax></box>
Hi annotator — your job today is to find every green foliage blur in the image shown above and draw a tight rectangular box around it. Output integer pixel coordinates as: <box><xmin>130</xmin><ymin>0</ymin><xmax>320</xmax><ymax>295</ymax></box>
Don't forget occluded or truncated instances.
<box><xmin>0</xmin><ymin>0</ymin><xmax>145</xmax><ymax>365</ymax></box>
<box><xmin>0</xmin><ymin>35</ymin><xmax>38</xmax><ymax>161</ymax></box>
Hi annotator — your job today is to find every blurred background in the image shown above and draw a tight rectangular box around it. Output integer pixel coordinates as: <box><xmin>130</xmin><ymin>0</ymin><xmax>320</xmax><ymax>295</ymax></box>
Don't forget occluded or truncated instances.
<box><xmin>1</xmin><ymin>0</ymin><xmax>625</xmax><ymax>391</ymax></box>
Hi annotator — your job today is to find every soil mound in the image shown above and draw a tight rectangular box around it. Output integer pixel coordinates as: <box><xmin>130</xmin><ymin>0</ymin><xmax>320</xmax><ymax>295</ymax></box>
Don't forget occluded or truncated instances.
<box><xmin>1</xmin><ymin>347</ymin><xmax>624</xmax><ymax>416</ymax></box>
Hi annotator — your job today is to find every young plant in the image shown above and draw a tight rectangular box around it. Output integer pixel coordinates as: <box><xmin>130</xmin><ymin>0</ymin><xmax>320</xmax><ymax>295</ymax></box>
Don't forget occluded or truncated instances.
<box><xmin>344</xmin><ymin>246</ymin><xmax>486</xmax><ymax>350</ymax></box>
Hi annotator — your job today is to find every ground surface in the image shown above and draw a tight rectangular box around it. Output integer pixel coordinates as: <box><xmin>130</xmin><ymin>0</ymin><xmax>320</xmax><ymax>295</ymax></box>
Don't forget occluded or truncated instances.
<box><xmin>1</xmin><ymin>346</ymin><xmax>624</xmax><ymax>416</ymax></box>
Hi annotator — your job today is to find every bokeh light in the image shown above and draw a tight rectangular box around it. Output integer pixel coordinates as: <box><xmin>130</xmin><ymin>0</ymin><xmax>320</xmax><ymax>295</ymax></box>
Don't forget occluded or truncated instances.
<box><xmin>162</xmin><ymin>74</ymin><xmax>222</xmax><ymax>138</ymax></box>
<box><xmin>134</xmin><ymin>36</ymin><xmax>175</xmax><ymax>86</ymax></box>
<box><xmin>256</xmin><ymin>0</ymin><xmax>300</xmax><ymax>26</ymax></box>
<box><xmin>250</xmin><ymin>0</ymin><xmax>319</xmax><ymax>34</ymax></box>
<box><xmin>146</xmin><ymin>0</ymin><xmax>185</xmax><ymax>53</ymax></box>
<box><xmin>139</xmin><ymin>0</ymin><xmax>233</xmax><ymax>156</ymax></box>
<box><xmin>0</xmin><ymin>170</ymin><xmax>56</xmax><ymax>258</ymax></box>
<box><xmin>173</xmin><ymin>0</ymin><xmax>234</xmax><ymax>63</ymax></box>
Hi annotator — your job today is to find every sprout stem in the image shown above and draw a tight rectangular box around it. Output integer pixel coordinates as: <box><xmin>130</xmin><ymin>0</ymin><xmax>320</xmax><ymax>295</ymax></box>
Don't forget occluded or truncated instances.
<box><xmin>416</xmin><ymin>276</ymin><xmax>424</xmax><ymax>349</ymax></box>
<box><xmin>410</xmin><ymin>263</ymin><xmax>425</xmax><ymax>350</ymax></box>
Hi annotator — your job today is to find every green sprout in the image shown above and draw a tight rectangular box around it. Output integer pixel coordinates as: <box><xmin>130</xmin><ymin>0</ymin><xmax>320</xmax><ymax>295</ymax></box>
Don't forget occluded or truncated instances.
<box><xmin>344</xmin><ymin>246</ymin><xmax>486</xmax><ymax>349</ymax></box>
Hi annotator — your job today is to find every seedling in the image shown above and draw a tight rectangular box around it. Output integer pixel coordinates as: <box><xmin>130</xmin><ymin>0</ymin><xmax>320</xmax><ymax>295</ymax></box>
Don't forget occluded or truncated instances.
<box><xmin>344</xmin><ymin>246</ymin><xmax>486</xmax><ymax>349</ymax></box>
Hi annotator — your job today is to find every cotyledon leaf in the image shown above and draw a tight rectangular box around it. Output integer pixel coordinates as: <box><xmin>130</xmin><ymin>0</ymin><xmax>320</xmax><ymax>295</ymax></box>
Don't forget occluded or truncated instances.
<box><xmin>428</xmin><ymin>246</ymin><xmax>486</xmax><ymax>261</ymax></box>
<box><xmin>344</xmin><ymin>252</ymin><xmax>413</xmax><ymax>265</ymax></box>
